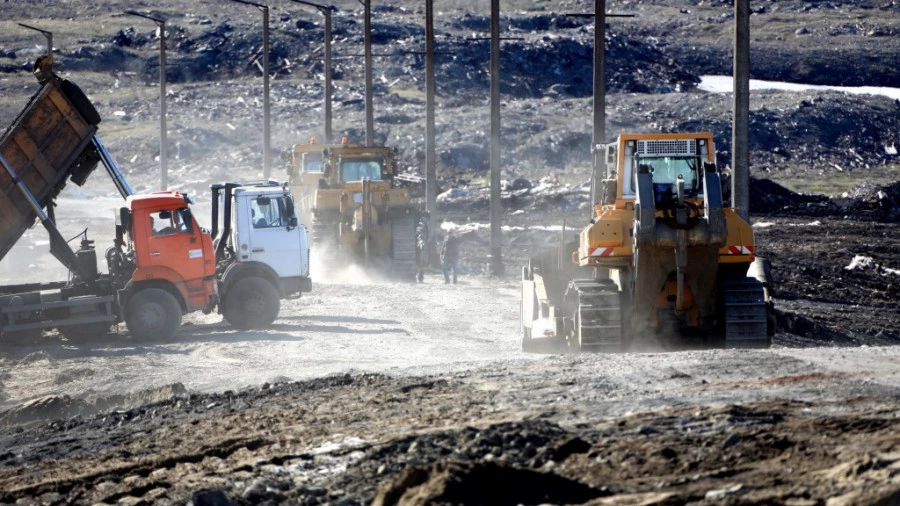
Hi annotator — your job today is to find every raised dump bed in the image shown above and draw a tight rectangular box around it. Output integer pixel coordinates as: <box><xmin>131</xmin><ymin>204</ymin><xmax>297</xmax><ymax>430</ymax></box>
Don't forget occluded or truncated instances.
<box><xmin>0</xmin><ymin>74</ymin><xmax>101</xmax><ymax>262</ymax></box>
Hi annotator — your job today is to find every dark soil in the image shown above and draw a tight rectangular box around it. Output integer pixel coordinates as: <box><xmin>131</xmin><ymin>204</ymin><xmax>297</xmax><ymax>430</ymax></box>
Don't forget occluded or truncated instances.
<box><xmin>1</xmin><ymin>373</ymin><xmax>898</xmax><ymax>505</ymax></box>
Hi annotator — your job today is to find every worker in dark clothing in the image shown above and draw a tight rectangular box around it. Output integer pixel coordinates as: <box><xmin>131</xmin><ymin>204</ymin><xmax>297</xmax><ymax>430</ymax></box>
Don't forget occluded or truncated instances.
<box><xmin>441</xmin><ymin>228</ymin><xmax>461</xmax><ymax>284</ymax></box>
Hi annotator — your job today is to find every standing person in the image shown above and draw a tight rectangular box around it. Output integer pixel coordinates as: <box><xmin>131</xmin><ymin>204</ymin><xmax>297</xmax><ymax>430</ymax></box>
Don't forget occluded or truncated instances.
<box><xmin>441</xmin><ymin>228</ymin><xmax>461</xmax><ymax>284</ymax></box>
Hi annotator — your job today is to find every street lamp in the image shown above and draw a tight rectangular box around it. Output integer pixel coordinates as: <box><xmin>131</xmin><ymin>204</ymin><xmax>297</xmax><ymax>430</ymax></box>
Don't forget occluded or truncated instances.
<box><xmin>489</xmin><ymin>0</ymin><xmax>503</xmax><ymax>276</ymax></box>
<box><xmin>125</xmin><ymin>10</ymin><xmax>169</xmax><ymax>191</ymax></box>
<box><xmin>425</xmin><ymin>0</ymin><xmax>437</xmax><ymax>251</ymax></box>
<box><xmin>287</xmin><ymin>0</ymin><xmax>334</xmax><ymax>144</ymax></box>
<box><xmin>18</xmin><ymin>23</ymin><xmax>53</xmax><ymax>66</ymax></box>
<box><xmin>734</xmin><ymin>0</ymin><xmax>750</xmax><ymax>221</ymax></box>
<box><xmin>566</xmin><ymin>5</ymin><xmax>633</xmax><ymax>206</ymax></box>
<box><xmin>361</xmin><ymin>0</ymin><xmax>374</xmax><ymax>145</ymax></box>
<box><xmin>230</xmin><ymin>0</ymin><xmax>273</xmax><ymax>178</ymax></box>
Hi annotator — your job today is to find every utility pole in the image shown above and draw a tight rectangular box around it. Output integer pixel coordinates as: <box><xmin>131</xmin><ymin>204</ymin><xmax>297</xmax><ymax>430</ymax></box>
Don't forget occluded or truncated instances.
<box><xmin>733</xmin><ymin>0</ymin><xmax>750</xmax><ymax>221</ymax></box>
<box><xmin>126</xmin><ymin>11</ymin><xmax>168</xmax><ymax>190</ymax></box>
<box><xmin>289</xmin><ymin>0</ymin><xmax>334</xmax><ymax>144</ymax></box>
<box><xmin>363</xmin><ymin>0</ymin><xmax>374</xmax><ymax>145</ymax></box>
<box><xmin>231</xmin><ymin>0</ymin><xmax>272</xmax><ymax>178</ymax></box>
<box><xmin>489</xmin><ymin>0</ymin><xmax>504</xmax><ymax>276</ymax></box>
<box><xmin>425</xmin><ymin>0</ymin><xmax>437</xmax><ymax>252</ymax></box>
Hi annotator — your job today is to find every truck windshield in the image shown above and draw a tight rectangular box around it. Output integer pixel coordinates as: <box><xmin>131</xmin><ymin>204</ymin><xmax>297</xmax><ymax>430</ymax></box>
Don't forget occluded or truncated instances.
<box><xmin>251</xmin><ymin>197</ymin><xmax>289</xmax><ymax>228</ymax></box>
<box><xmin>302</xmin><ymin>152</ymin><xmax>324</xmax><ymax>173</ymax></box>
<box><xmin>151</xmin><ymin>208</ymin><xmax>192</xmax><ymax>236</ymax></box>
<box><xmin>635</xmin><ymin>156</ymin><xmax>700</xmax><ymax>194</ymax></box>
<box><xmin>340</xmin><ymin>158</ymin><xmax>384</xmax><ymax>182</ymax></box>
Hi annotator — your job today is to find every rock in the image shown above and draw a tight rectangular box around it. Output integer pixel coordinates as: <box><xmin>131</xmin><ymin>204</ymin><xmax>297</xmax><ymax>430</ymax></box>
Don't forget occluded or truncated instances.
<box><xmin>241</xmin><ymin>478</ymin><xmax>268</xmax><ymax>501</ymax></box>
<box><xmin>551</xmin><ymin>437</ymin><xmax>592</xmax><ymax>461</ymax></box>
<box><xmin>723</xmin><ymin>433</ymin><xmax>740</xmax><ymax>449</ymax></box>
<box><xmin>660</xmin><ymin>447</ymin><xmax>679</xmax><ymax>460</ymax></box>
<box><xmin>189</xmin><ymin>490</ymin><xmax>237</xmax><ymax>506</ymax></box>
<box><xmin>638</xmin><ymin>425</ymin><xmax>659</xmax><ymax>436</ymax></box>
<box><xmin>705</xmin><ymin>483</ymin><xmax>744</xmax><ymax>500</ymax></box>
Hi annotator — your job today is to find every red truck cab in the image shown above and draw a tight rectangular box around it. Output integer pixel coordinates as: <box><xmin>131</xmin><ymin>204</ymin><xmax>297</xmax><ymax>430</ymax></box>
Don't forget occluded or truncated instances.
<box><xmin>119</xmin><ymin>192</ymin><xmax>218</xmax><ymax>338</ymax></box>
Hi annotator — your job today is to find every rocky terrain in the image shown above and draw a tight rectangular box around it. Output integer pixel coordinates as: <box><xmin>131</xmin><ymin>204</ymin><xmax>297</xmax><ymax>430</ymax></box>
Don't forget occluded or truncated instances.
<box><xmin>0</xmin><ymin>0</ymin><xmax>898</xmax><ymax>504</ymax></box>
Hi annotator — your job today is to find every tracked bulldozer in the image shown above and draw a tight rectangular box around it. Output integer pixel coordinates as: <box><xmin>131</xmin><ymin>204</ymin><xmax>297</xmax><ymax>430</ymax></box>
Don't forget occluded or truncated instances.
<box><xmin>521</xmin><ymin>132</ymin><xmax>774</xmax><ymax>352</ymax></box>
<box><xmin>287</xmin><ymin>140</ymin><xmax>429</xmax><ymax>280</ymax></box>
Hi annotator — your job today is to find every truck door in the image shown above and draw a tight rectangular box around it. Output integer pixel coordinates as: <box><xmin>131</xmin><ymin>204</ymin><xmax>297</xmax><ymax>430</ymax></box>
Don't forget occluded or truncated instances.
<box><xmin>243</xmin><ymin>195</ymin><xmax>307</xmax><ymax>278</ymax></box>
<box><xmin>144</xmin><ymin>208</ymin><xmax>210</xmax><ymax>281</ymax></box>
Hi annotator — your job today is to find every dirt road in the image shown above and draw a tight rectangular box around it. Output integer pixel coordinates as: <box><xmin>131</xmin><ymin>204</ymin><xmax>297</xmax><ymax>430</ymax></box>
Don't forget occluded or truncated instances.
<box><xmin>0</xmin><ymin>274</ymin><xmax>520</xmax><ymax>411</ymax></box>
<box><xmin>1</xmin><ymin>269</ymin><xmax>899</xmax><ymax>505</ymax></box>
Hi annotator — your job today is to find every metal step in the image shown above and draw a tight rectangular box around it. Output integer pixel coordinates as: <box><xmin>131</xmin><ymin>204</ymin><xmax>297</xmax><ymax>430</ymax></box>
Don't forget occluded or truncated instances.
<box><xmin>390</xmin><ymin>215</ymin><xmax>418</xmax><ymax>275</ymax></box>
<box><xmin>572</xmin><ymin>280</ymin><xmax>622</xmax><ymax>351</ymax></box>
<box><xmin>724</xmin><ymin>278</ymin><xmax>769</xmax><ymax>347</ymax></box>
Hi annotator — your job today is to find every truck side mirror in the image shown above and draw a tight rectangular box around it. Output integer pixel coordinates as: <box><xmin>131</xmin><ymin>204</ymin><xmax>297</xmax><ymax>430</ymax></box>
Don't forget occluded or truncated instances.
<box><xmin>180</xmin><ymin>209</ymin><xmax>195</xmax><ymax>234</ymax></box>
<box><xmin>118</xmin><ymin>207</ymin><xmax>132</xmax><ymax>229</ymax></box>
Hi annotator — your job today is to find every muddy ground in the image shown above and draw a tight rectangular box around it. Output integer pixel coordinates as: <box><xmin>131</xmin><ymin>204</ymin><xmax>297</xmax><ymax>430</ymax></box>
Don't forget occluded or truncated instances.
<box><xmin>0</xmin><ymin>0</ymin><xmax>899</xmax><ymax>504</ymax></box>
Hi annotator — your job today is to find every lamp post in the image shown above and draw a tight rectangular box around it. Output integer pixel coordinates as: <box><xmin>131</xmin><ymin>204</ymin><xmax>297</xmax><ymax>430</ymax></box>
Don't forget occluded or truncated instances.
<box><xmin>733</xmin><ymin>0</ymin><xmax>750</xmax><ymax>221</ymax></box>
<box><xmin>488</xmin><ymin>0</ymin><xmax>504</xmax><ymax>276</ymax></box>
<box><xmin>425</xmin><ymin>0</ymin><xmax>437</xmax><ymax>247</ymax></box>
<box><xmin>125</xmin><ymin>10</ymin><xmax>169</xmax><ymax>190</ymax></box>
<box><xmin>18</xmin><ymin>23</ymin><xmax>53</xmax><ymax>65</ymax></box>
<box><xmin>362</xmin><ymin>0</ymin><xmax>374</xmax><ymax>145</ymax></box>
<box><xmin>231</xmin><ymin>0</ymin><xmax>272</xmax><ymax>179</ymax></box>
<box><xmin>566</xmin><ymin>6</ymin><xmax>632</xmax><ymax>206</ymax></box>
<box><xmin>288</xmin><ymin>0</ymin><xmax>334</xmax><ymax>144</ymax></box>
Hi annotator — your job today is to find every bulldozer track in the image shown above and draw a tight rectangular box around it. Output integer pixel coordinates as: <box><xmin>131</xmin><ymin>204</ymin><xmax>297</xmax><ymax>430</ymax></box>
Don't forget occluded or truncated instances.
<box><xmin>723</xmin><ymin>277</ymin><xmax>769</xmax><ymax>348</ymax></box>
<box><xmin>569</xmin><ymin>279</ymin><xmax>622</xmax><ymax>352</ymax></box>
<box><xmin>390</xmin><ymin>215</ymin><xmax>419</xmax><ymax>277</ymax></box>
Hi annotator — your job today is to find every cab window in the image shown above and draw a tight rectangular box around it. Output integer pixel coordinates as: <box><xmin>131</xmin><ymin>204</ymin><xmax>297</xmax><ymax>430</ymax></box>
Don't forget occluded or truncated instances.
<box><xmin>151</xmin><ymin>209</ymin><xmax>192</xmax><ymax>236</ymax></box>
<box><xmin>631</xmin><ymin>156</ymin><xmax>700</xmax><ymax>195</ymax></box>
<box><xmin>302</xmin><ymin>152</ymin><xmax>324</xmax><ymax>173</ymax></box>
<box><xmin>251</xmin><ymin>197</ymin><xmax>288</xmax><ymax>228</ymax></box>
<box><xmin>340</xmin><ymin>158</ymin><xmax>384</xmax><ymax>182</ymax></box>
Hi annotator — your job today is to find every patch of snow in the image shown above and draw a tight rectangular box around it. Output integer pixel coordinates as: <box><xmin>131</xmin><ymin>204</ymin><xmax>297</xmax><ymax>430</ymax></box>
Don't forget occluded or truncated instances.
<box><xmin>846</xmin><ymin>255</ymin><xmax>877</xmax><ymax>271</ymax></box>
<box><xmin>699</xmin><ymin>76</ymin><xmax>900</xmax><ymax>101</ymax></box>
<box><xmin>845</xmin><ymin>255</ymin><xmax>899</xmax><ymax>275</ymax></box>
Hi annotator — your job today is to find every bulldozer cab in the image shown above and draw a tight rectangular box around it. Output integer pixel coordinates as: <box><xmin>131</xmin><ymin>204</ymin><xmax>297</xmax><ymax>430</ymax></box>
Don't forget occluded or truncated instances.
<box><xmin>338</xmin><ymin>156</ymin><xmax>386</xmax><ymax>182</ymax></box>
<box><xmin>301</xmin><ymin>151</ymin><xmax>325</xmax><ymax>174</ymax></box>
<box><xmin>607</xmin><ymin>134</ymin><xmax>714</xmax><ymax>203</ymax></box>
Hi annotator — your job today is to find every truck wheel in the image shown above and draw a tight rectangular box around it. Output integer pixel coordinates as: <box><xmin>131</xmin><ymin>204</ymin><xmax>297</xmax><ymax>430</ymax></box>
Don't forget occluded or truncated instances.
<box><xmin>60</xmin><ymin>79</ymin><xmax>102</xmax><ymax>126</ymax></box>
<box><xmin>58</xmin><ymin>322</ymin><xmax>112</xmax><ymax>343</ymax></box>
<box><xmin>125</xmin><ymin>288</ymin><xmax>182</xmax><ymax>341</ymax></box>
<box><xmin>223</xmin><ymin>277</ymin><xmax>280</xmax><ymax>330</ymax></box>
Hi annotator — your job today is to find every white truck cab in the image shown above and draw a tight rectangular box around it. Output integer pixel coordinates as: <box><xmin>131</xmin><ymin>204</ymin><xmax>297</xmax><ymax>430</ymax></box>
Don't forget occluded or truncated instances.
<box><xmin>210</xmin><ymin>181</ymin><xmax>311</xmax><ymax>329</ymax></box>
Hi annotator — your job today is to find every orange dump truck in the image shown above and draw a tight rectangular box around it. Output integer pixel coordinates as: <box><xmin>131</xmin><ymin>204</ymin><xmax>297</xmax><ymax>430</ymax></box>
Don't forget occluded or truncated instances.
<box><xmin>0</xmin><ymin>68</ymin><xmax>218</xmax><ymax>343</ymax></box>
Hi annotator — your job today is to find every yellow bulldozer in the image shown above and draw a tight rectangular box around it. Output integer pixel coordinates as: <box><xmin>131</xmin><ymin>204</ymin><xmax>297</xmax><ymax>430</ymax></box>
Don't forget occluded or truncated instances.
<box><xmin>521</xmin><ymin>132</ymin><xmax>774</xmax><ymax>352</ymax></box>
<box><xmin>287</xmin><ymin>139</ymin><xmax>429</xmax><ymax>280</ymax></box>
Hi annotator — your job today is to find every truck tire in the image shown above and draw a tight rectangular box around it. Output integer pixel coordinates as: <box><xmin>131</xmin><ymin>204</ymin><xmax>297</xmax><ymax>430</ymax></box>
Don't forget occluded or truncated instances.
<box><xmin>60</xmin><ymin>79</ymin><xmax>102</xmax><ymax>126</ymax></box>
<box><xmin>223</xmin><ymin>277</ymin><xmax>280</xmax><ymax>330</ymax></box>
<box><xmin>125</xmin><ymin>288</ymin><xmax>182</xmax><ymax>341</ymax></box>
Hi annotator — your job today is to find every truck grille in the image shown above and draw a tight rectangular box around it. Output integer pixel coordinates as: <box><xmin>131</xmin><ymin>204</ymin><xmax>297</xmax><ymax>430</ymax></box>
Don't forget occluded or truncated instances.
<box><xmin>638</xmin><ymin>139</ymin><xmax>697</xmax><ymax>157</ymax></box>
